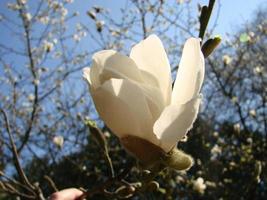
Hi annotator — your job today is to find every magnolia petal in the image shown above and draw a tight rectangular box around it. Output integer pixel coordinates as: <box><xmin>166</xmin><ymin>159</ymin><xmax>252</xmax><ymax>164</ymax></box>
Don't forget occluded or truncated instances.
<box><xmin>130</xmin><ymin>34</ymin><xmax>172</xmax><ymax>105</ymax></box>
<box><xmin>172</xmin><ymin>38</ymin><xmax>204</xmax><ymax>105</ymax></box>
<box><xmin>83</xmin><ymin>67</ymin><xmax>91</xmax><ymax>85</ymax></box>
<box><xmin>91</xmin><ymin>78</ymin><xmax>156</xmax><ymax>142</ymax></box>
<box><xmin>139</xmin><ymin>84</ymin><xmax>165</xmax><ymax>122</ymax></box>
<box><xmin>153</xmin><ymin>96</ymin><xmax>201</xmax><ymax>152</ymax></box>
<box><xmin>91</xmin><ymin>50</ymin><xmax>143</xmax><ymax>89</ymax></box>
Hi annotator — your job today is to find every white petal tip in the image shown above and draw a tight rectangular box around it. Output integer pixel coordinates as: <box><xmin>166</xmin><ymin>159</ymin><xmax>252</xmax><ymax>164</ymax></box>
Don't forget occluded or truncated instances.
<box><xmin>82</xmin><ymin>67</ymin><xmax>91</xmax><ymax>83</ymax></box>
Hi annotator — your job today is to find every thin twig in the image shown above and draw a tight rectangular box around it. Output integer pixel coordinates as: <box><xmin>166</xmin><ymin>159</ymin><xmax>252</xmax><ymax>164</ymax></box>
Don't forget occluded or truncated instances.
<box><xmin>78</xmin><ymin>161</ymin><xmax>135</xmax><ymax>199</ymax></box>
<box><xmin>0</xmin><ymin>109</ymin><xmax>34</xmax><ymax>191</ymax></box>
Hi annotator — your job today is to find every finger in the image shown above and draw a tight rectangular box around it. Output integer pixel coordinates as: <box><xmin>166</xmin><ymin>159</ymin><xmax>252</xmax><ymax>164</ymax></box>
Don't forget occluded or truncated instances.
<box><xmin>49</xmin><ymin>188</ymin><xmax>83</xmax><ymax>200</ymax></box>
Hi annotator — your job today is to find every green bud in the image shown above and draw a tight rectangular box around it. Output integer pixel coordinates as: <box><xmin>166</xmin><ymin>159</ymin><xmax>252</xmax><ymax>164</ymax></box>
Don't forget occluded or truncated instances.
<box><xmin>201</xmin><ymin>36</ymin><xmax>222</xmax><ymax>58</ymax></box>
<box><xmin>85</xmin><ymin>120</ymin><xmax>107</xmax><ymax>151</ymax></box>
<box><xmin>163</xmin><ymin>148</ymin><xmax>194</xmax><ymax>171</ymax></box>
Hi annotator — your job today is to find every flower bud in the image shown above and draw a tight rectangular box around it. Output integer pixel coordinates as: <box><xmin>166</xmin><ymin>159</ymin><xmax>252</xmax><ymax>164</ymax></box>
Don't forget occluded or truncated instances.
<box><xmin>201</xmin><ymin>36</ymin><xmax>222</xmax><ymax>58</ymax></box>
<box><xmin>163</xmin><ymin>148</ymin><xmax>193</xmax><ymax>171</ymax></box>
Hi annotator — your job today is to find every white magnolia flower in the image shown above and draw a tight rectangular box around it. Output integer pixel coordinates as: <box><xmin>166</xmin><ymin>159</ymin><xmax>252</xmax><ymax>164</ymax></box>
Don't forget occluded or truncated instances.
<box><xmin>193</xmin><ymin>177</ymin><xmax>207</xmax><ymax>194</ymax></box>
<box><xmin>83</xmin><ymin>34</ymin><xmax>204</xmax><ymax>153</ymax></box>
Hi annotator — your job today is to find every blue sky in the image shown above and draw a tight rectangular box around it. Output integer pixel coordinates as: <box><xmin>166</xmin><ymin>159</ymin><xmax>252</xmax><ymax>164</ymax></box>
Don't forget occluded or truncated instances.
<box><xmin>78</xmin><ymin>0</ymin><xmax>267</xmax><ymax>36</ymax></box>
<box><xmin>0</xmin><ymin>0</ymin><xmax>266</xmax><ymax>51</ymax></box>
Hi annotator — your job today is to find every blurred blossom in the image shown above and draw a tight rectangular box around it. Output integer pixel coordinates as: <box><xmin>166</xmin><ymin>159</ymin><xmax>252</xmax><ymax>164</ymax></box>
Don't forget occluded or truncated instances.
<box><xmin>64</xmin><ymin>0</ymin><xmax>74</xmax><ymax>3</ymax></box>
<box><xmin>249</xmin><ymin>109</ymin><xmax>256</xmax><ymax>117</ymax></box>
<box><xmin>28</xmin><ymin>94</ymin><xmax>35</xmax><ymax>102</ymax></box>
<box><xmin>82</xmin><ymin>165</ymin><xmax>87</xmax><ymax>171</ymax></box>
<box><xmin>0</xmin><ymin>14</ymin><xmax>3</xmax><ymax>21</ymax></box>
<box><xmin>223</xmin><ymin>178</ymin><xmax>232</xmax><ymax>183</ymax></box>
<box><xmin>61</xmin><ymin>8</ymin><xmax>68</xmax><ymax>17</ymax></box>
<box><xmin>246</xmin><ymin>137</ymin><xmax>253</xmax><ymax>144</ymax></box>
<box><xmin>96</xmin><ymin>20</ymin><xmax>105</xmax><ymax>32</ymax></box>
<box><xmin>234</xmin><ymin>123</ymin><xmax>240</xmax><ymax>133</ymax></box>
<box><xmin>33</xmin><ymin>79</ymin><xmax>40</xmax><ymax>85</ymax></box>
<box><xmin>222</xmin><ymin>55</ymin><xmax>232</xmax><ymax>65</ymax></box>
<box><xmin>38</xmin><ymin>16</ymin><xmax>50</xmax><ymax>24</ymax></box>
<box><xmin>7</xmin><ymin>3</ymin><xmax>21</xmax><ymax>11</ymax></box>
<box><xmin>21</xmin><ymin>0</ymin><xmax>27</xmax><ymax>4</ymax></box>
<box><xmin>210</xmin><ymin>144</ymin><xmax>222</xmax><ymax>160</ymax></box>
<box><xmin>51</xmin><ymin>2</ymin><xmax>62</xmax><ymax>10</ymax></box>
<box><xmin>23</xmin><ymin>13</ymin><xmax>32</xmax><ymax>22</ymax></box>
<box><xmin>103</xmin><ymin>131</ymin><xmax>111</xmax><ymax>138</ymax></box>
<box><xmin>231</xmin><ymin>96</ymin><xmax>238</xmax><ymax>103</ymax></box>
<box><xmin>111</xmin><ymin>29</ymin><xmax>120</xmax><ymax>37</ymax></box>
<box><xmin>193</xmin><ymin>177</ymin><xmax>206</xmax><ymax>194</ymax></box>
<box><xmin>205</xmin><ymin>181</ymin><xmax>216</xmax><ymax>188</ymax></box>
<box><xmin>253</xmin><ymin>66</ymin><xmax>263</xmax><ymax>74</ymax></box>
<box><xmin>43</xmin><ymin>40</ymin><xmax>54</xmax><ymax>52</ymax></box>
<box><xmin>248</xmin><ymin>31</ymin><xmax>255</xmax><ymax>38</ymax></box>
<box><xmin>73</xmin><ymin>34</ymin><xmax>81</xmax><ymax>42</ymax></box>
<box><xmin>76</xmin><ymin>23</ymin><xmax>82</xmax><ymax>31</ymax></box>
<box><xmin>218</xmin><ymin>137</ymin><xmax>225</xmax><ymax>145</ymax></box>
<box><xmin>213</xmin><ymin>131</ymin><xmax>219</xmax><ymax>137</ymax></box>
<box><xmin>57</xmin><ymin>66</ymin><xmax>64</xmax><ymax>72</ymax></box>
<box><xmin>53</xmin><ymin>135</ymin><xmax>64</xmax><ymax>148</ymax></box>
<box><xmin>196</xmin><ymin>159</ymin><xmax>202</xmax><ymax>166</ymax></box>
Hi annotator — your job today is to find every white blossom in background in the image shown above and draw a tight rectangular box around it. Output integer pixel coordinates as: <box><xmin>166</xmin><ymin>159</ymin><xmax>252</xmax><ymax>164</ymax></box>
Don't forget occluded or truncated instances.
<box><xmin>246</xmin><ymin>137</ymin><xmax>253</xmax><ymax>144</ymax></box>
<box><xmin>96</xmin><ymin>20</ymin><xmax>105</xmax><ymax>32</ymax></box>
<box><xmin>28</xmin><ymin>94</ymin><xmax>35</xmax><ymax>102</ymax></box>
<box><xmin>231</xmin><ymin>96</ymin><xmax>238</xmax><ymax>103</ymax></box>
<box><xmin>210</xmin><ymin>144</ymin><xmax>222</xmax><ymax>161</ymax></box>
<box><xmin>33</xmin><ymin>79</ymin><xmax>40</xmax><ymax>86</ymax></box>
<box><xmin>193</xmin><ymin>177</ymin><xmax>207</xmax><ymax>194</ymax></box>
<box><xmin>53</xmin><ymin>135</ymin><xmax>64</xmax><ymax>148</ymax></box>
<box><xmin>23</xmin><ymin>13</ymin><xmax>32</xmax><ymax>22</ymax></box>
<box><xmin>254</xmin><ymin>66</ymin><xmax>263</xmax><ymax>74</ymax></box>
<box><xmin>21</xmin><ymin>0</ymin><xmax>27</xmax><ymax>4</ymax></box>
<box><xmin>234</xmin><ymin>123</ymin><xmax>240</xmax><ymax>133</ymax></box>
<box><xmin>64</xmin><ymin>0</ymin><xmax>74</xmax><ymax>3</ymax></box>
<box><xmin>249</xmin><ymin>109</ymin><xmax>256</xmax><ymax>117</ymax></box>
<box><xmin>43</xmin><ymin>40</ymin><xmax>54</xmax><ymax>52</ymax></box>
<box><xmin>7</xmin><ymin>3</ymin><xmax>21</xmax><ymax>11</ymax></box>
<box><xmin>222</xmin><ymin>54</ymin><xmax>232</xmax><ymax>65</ymax></box>
<box><xmin>73</xmin><ymin>34</ymin><xmax>81</xmax><ymax>42</ymax></box>
<box><xmin>83</xmin><ymin>34</ymin><xmax>204</xmax><ymax>152</ymax></box>
<box><xmin>38</xmin><ymin>16</ymin><xmax>50</xmax><ymax>24</ymax></box>
<box><xmin>61</xmin><ymin>7</ymin><xmax>68</xmax><ymax>18</ymax></box>
<box><xmin>213</xmin><ymin>131</ymin><xmax>219</xmax><ymax>137</ymax></box>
